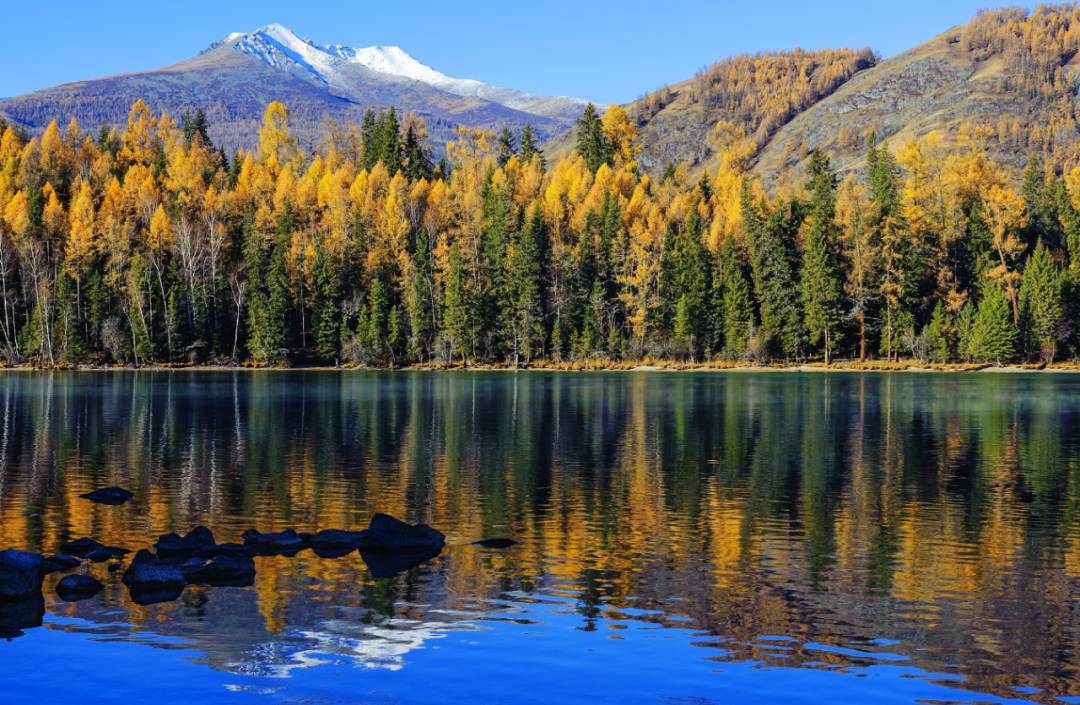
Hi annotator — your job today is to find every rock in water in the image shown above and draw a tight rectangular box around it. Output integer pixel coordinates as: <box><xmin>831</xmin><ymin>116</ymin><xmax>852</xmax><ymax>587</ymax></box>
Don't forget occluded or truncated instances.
<box><xmin>79</xmin><ymin>487</ymin><xmax>135</xmax><ymax>505</ymax></box>
<box><xmin>121</xmin><ymin>550</ymin><xmax>186</xmax><ymax>605</ymax></box>
<box><xmin>0</xmin><ymin>549</ymin><xmax>45</xmax><ymax>600</ymax></box>
<box><xmin>308</xmin><ymin>529</ymin><xmax>366</xmax><ymax>557</ymax></box>
<box><xmin>0</xmin><ymin>593</ymin><xmax>44</xmax><ymax>638</ymax></box>
<box><xmin>155</xmin><ymin>526</ymin><xmax>216</xmax><ymax>559</ymax></box>
<box><xmin>355</xmin><ymin>514</ymin><xmax>446</xmax><ymax>554</ymax></box>
<box><xmin>195</xmin><ymin>543</ymin><xmax>255</xmax><ymax>559</ymax></box>
<box><xmin>56</xmin><ymin>574</ymin><xmax>104</xmax><ymax>602</ymax></box>
<box><xmin>242</xmin><ymin>529</ymin><xmax>306</xmax><ymax>555</ymax></box>
<box><xmin>181</xmin><ymin>556</ymin><xmax>256</xmax><ymax>587</ymax></box>
<box><xmin>59</xmin><ymin>537</ymin><xmax>104</xmax><ymax>558</ymax></box>
<box><xmin>471</xmin><ymin>538</ymin><xmax>519</xmax><ymax>548</ymax></box>
<box><xmin>43</xmin><ymin>555</ymin><xmax>81</xmax><ymax>574</ymax></box>
<box><xmin>359</xmin><ymin>550</ymin><xmax>441</xmax><ymax>580</ymax></box>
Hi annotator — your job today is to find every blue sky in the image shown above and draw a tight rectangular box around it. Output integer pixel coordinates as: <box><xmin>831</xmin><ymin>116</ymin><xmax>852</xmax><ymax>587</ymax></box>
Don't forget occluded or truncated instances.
<box><xmin>2</xmin><ymin>1</ymin><xmax>1000</xmax><ymax>103</ymax></box>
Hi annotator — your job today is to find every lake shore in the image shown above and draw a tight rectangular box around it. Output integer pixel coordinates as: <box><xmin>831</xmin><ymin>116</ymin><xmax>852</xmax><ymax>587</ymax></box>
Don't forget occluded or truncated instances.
<box><xmin>0</xmin><ymin>360</ymin><xmax>1076</xmax><ymax>373</ymax></box>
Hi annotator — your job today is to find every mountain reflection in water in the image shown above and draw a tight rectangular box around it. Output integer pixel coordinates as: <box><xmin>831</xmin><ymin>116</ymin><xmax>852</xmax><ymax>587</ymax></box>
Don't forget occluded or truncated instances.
<box><xmin>0</xmin><ymin>370</ymin><xmax>1079</xmax><ymax>704</ymax></box>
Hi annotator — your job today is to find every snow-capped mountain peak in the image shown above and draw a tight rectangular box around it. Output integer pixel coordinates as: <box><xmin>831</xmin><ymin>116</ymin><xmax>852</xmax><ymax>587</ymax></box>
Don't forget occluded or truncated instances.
<box><xmin>211</xmin><ymin>25</ymin><xmax>594</xmax><ymax>118</ymax></box>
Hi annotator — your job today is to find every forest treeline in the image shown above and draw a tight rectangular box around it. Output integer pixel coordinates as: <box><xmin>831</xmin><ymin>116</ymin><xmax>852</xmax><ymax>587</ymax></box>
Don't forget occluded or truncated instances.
<box><xmin>1</xmin><ymin>85</ymin><xmax>1080</xmax><ymax>367</ymax></box>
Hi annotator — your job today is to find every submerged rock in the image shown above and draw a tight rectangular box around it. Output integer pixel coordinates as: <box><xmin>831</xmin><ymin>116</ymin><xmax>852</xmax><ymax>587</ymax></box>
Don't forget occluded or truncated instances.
<box><xmin>0</xmin><ymin>593</ymin><xmax>44</xmax><ymax>638</ymax></box>
<box><xmin>308</xmin><ymin>529</ymin><xmax>366</xmax><ymax>557</ymax></box>
<box><xmin>79</xmin><ymin>487</ymin><xmax>135</xmax><ymax>505</ymax></box>
<box><xmin>181</xmin><ymin>556</ymin><xmax>256</xmax><ymax>587</ymax></box>
<box><xmin>86</xmin><ymin>550</ymin><xmax>114</xmax><ymax>563</ymax></box>
<box><xmin>58</xmin><ymin>538</ymin><xmax>128</xmax><ymax>560</ymax></box>
<box><xmin>359</xmin><ymin>550</ymin><xmax>441</xmax><ymax>579</ymax></box>
<box><xmin>195</xmin><ymin>543</ymin><xmax>255</xmax><ymax>559</ymax></box>
<box><xmin>121</xmin><ymin>549</ymin><xmax>186</xmax><ymax>604</ymax></box>
<box><xmin>155</xmin><ymin>526</ymin><xmax>215</xmax><ymax>559</ymax></box>
<box><xmin>355</xmin><ymin>513</ymin><xmax>446</xmax><ymax>554</ymax></box>
<box><xmin>59</xmin><ymin>537</ymin><xmax>105</xmax><ymax>558</ymax></box>
<box><xmin>242</xmin><ymin>529</ymin><xmax>306</xmax><ymax>555</ymax></box>
<box><xmin>0</xmin><ymin>549</ymin><xmax>45</xmax><ymax>600</ymax></box>
<box><xmin>471</xmin><ymin>538</ymin><xmax>519</xmax><ymax>548</ymax></box>
<box><xmin>43</xmin><ymin>555</ymin><xmax>81</xmax><ymax>574</ymax></box>
<box><xmin>56</xmin><ymin>574</ymin><xmax>104</xmax><ymax>602</ymax></box>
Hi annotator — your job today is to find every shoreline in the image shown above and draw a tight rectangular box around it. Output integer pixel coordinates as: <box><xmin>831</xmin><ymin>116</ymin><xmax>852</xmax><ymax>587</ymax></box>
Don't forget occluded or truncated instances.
<box><xmin>0</xmin><ymin>361</ymin><xmax>1075</xmax><ymax>374</ymax></box>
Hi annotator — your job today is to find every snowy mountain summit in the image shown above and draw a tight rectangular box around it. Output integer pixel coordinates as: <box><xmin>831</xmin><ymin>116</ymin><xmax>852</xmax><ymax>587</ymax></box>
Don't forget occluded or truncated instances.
<box><xmin>207</xmin><ymin>24</ymin><xmax>593</xmax><ymax>119</ymax></box>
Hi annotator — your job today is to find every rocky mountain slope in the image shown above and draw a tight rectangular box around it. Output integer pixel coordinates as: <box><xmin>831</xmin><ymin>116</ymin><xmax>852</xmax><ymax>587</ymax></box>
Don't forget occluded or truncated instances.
<box><xmin>0</xmin><ymin>24</ymin><xmax>594</xmax><ymax>152</ymax></box>
<box><xmin>548</xmin><ymin>5</ymin><xmax>1080</xmax><ymax>181</ymax></box>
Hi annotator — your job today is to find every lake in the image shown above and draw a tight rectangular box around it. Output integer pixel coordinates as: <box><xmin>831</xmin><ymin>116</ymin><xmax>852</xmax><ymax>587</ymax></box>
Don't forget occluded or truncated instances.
<box><xmin>0</xmin><ymin>370</ymin><xmax>1078</xmax><ymax>704</ymax></box>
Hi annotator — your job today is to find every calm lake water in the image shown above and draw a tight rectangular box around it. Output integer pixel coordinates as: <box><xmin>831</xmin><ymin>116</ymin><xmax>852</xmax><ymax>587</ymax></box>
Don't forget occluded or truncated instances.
<box><xmin>1</xmin><ymin>370</ymin><xmax>1079</xmax><ymax>704</ymax></box>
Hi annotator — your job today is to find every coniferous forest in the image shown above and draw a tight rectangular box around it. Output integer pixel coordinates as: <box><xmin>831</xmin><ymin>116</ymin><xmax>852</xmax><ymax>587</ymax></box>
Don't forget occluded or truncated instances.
<box><xmin>0</xmin><ymin>89</ymin><xmax>1078</xmax><ymax>368</ymax></box>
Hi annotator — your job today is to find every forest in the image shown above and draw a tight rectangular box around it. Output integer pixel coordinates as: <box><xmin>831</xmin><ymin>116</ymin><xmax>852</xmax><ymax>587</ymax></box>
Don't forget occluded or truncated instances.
<box><xmin>0</xmin><ymin>82</ymin><xmax>1078</xmax><ymax>367</ymax></box>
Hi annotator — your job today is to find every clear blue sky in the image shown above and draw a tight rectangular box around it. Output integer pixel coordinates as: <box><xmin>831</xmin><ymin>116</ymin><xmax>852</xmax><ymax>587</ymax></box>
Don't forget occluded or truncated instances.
<box><xmin>1</xmin><ymin>1</ymin><xmax>1005</xmax><ymax>103</ymax></box>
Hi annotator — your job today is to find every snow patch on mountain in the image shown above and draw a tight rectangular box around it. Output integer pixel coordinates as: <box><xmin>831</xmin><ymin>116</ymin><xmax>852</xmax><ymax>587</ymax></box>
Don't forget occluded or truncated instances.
<box><xmin>213</xmin><ymin>24</ymin><xmax>594</xmax><ymax>117</ymax></box>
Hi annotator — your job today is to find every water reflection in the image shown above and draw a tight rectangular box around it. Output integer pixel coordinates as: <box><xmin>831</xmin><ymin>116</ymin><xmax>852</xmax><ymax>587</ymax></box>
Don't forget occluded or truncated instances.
<box><xmin>0</xmin><ymin>370</ymin><xmax>1079</xmax><ymax>703</ymax></box>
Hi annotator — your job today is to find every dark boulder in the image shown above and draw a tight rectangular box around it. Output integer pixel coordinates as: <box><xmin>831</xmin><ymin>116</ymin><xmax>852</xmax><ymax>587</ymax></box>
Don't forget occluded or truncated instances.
<box><xmin>242</xmin><ymin>529</ymin><xmax>306</xmax><ymax>555</ymax></box>
<box><xmin>121</xmin><ymin>549</ymin><xmax>186</xmax><ymax>604</ymax></box>
<box><xmin>471</xmin><ymin>538</ymin><xmax>519</xmax><ymax>548</ymax></box>
<box><xmin>355</xmin><ymin>513</ymin><xmax>446</xmax><ymax>554</ymax></box>
<box><xmin>195</xmin><ymin>543</ymin><xmax>255</xmax><ymax>559</ymax></box>
<box><xmin>155</xmin><ymin>526</ymin><xmax>215</xmax><ymax>559</ymax></box>
<box><xmin>86</xmin><ymin>550</ymin><xmax>114</xmax><ymax>563</ymax></box>
<box><xmin>43</xmin><ymin>555</ymin><xmax>81</xmax><ymax>574</ymax></box>
<box><xmin>308</xmin><ymin>529</ymin><xmax>366</xmax><ymax>557</ymax></box>
<box><xmin>181</xmin><ymin>556</ymin><xmax>256</xmax><ymax>587</ymax></box>
<box><xmin>56</xmin><ymin>574</ymin><xmax>104</xmax><ymax>602</ymax></box>
<box><xmin>0</xmin><ymin>549</ymin><xmax>45</xmax><ymax>600</ymax></box>
<box><xmin>79</xmin><ymin>487</ymin><xmax>135</xmax><ymax>505</ymax></box>
<box><xmin>0</xmin><ymin>593</ymin><xmax>44</xmax><ymax>638</ymax></box>
<box><xmin>59</xmin><ymin>537</ymin><xmax>104</xmax><ymax>558</ymax></box>
<box><xmin>359</xmin><ymin>550</ymin><xmax>441</xmax><ymax>579</ymax></box>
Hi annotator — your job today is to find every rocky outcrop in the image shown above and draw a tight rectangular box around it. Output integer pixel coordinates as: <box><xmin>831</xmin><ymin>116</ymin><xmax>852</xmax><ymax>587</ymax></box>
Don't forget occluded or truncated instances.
<box><xmin>121</xmin><ymin>550</ymin><xmax>186</xmax><ymax>604</ymax></box>
<box><xmin>43</xmin><ymin>555</ymin><xmax>81</xmax><ymax>573</ymax></box>
<box><xmin>356</xmin><ymin>514</ymin><xmax>446</xmax><ymax>554</ymax></box>
<box><xmin>79</xmin><ymin>487</ymin><xmax>135</xmax><ymax>505</ymax></box>
<box><xmin>242</xmin><ymin>529</ymin><xmax>306</xmax><ymax>555</ymax></box>
<box><xmin>155</xmin><ymin>526</ymin><xmax>215</xmax><ymax>558</ymax></box>
<box><xmin>56</xmin><ymin>574</ymin><xmax>104</xmax><ymax>601</ymax></box>
<box><xmin>471</xmin><ymin>538</ymin><xmax>519</xmax><ymax>548</ymax></box>
<box><xmin>59</xmin><ymin>538</ymin><xmax>128</xmax><ymax>559</ymax></box>
<box><xmin>0</xmin><ymin>550</ymin><xmax>45</xmax><ymax>600</ymax></box>
<box><xmin>181</xmin><ymin>556</ymin><xmax>256</xmax><ymax>587</ymax></box>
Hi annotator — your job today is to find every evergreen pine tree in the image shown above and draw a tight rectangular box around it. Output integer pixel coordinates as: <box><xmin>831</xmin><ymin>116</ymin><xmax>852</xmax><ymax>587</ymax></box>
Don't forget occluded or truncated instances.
<box><xmin>502</xmin><ymin>204</ymin><xmax>545</xmax><ymax>366</ymax></box>
<box><xmin>720</xmin><ymin>237</ymin><xmax>753</xmax><ymax>360</ymax></box>
<box><xmin>497</xmin><ymin>127</ymin><xmax>517</xmax><ymax>167</ymax></box>
<box><xmin>403</xmin><ymin>124</ymin><xmax>433</xmax><ymax>182</ymax></box>
<box><xmin>408</xmin><ymin>232</ymin><xmax>436</xmax><ymax>361</ymax></box>
<box><xmin>800</xmin><ymin>149</ymin><xmax>843</xmax><ymax>363</ymax></box>
<box><xmin>926</xmin><ymin>301</ymin><xmax>953</xmax><ymax>363</ymax></box>
<box><xmin>971</xmin><ymin>279</ymin><xmax>1017</xmax><ymax>363</ymax></box>
<box><xmin>311</xmin><ymin>245</ymin><xmax>340</xmax><ymax>362</ymax></box>
<box><xmin>360</xmin><ymin>109</ymin><xmax>380</xmax><ymax>171</ymax></box>
<box><xmin>574</xmin><ymin>103</ymin><xmax>609</xmax><ymax>174</ymax></box>
<box><xmin>1018</xmin><ymin>239</ymin><xmax>1061</xmax><ymax>361</ymax></box>
<box><xmin>519</xmin><ymin>123</ymin><xmax>544</xmax><ymax>169</ymax></box>
<box><xmin>365</xmin><ymin>278</ymin><xmax>389</xmax><ymax>362</ymax></box>
<box><xmin>380</xmin><ymin>107</ymin><xmax>403</xmax><ymax>176</ymax></box>
<box><xmin>443</xmin><ymin>244</ymin><xmax>470</xmax><ymax>364</ymax></box>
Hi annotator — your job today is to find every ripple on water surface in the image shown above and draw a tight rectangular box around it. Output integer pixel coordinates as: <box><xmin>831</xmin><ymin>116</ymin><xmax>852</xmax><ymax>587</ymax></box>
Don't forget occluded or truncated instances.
<box><xmin>0</xmin><ymin>370</ymin><xmax>1078</xmax><ymax>704</ymax></box>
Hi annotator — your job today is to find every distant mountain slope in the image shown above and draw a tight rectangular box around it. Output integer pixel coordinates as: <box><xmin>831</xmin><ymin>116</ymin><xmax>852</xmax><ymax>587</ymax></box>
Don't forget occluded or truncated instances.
<box><xmin>0</xmin><ymin>24</ymin><xmax>592</xmax><ymax>152</ymax></box>
<box><xmin>546</xmin><ymin>5</ymin><xmax>1080</xmax><ymax>181</ymax></box>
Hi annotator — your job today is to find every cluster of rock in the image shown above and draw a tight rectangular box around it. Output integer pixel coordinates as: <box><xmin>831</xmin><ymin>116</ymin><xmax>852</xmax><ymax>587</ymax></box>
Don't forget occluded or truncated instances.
<box><xmin>0</xmin><ymin>513</ymin><xmax>453</xmax><ymax>629</ymax></box>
